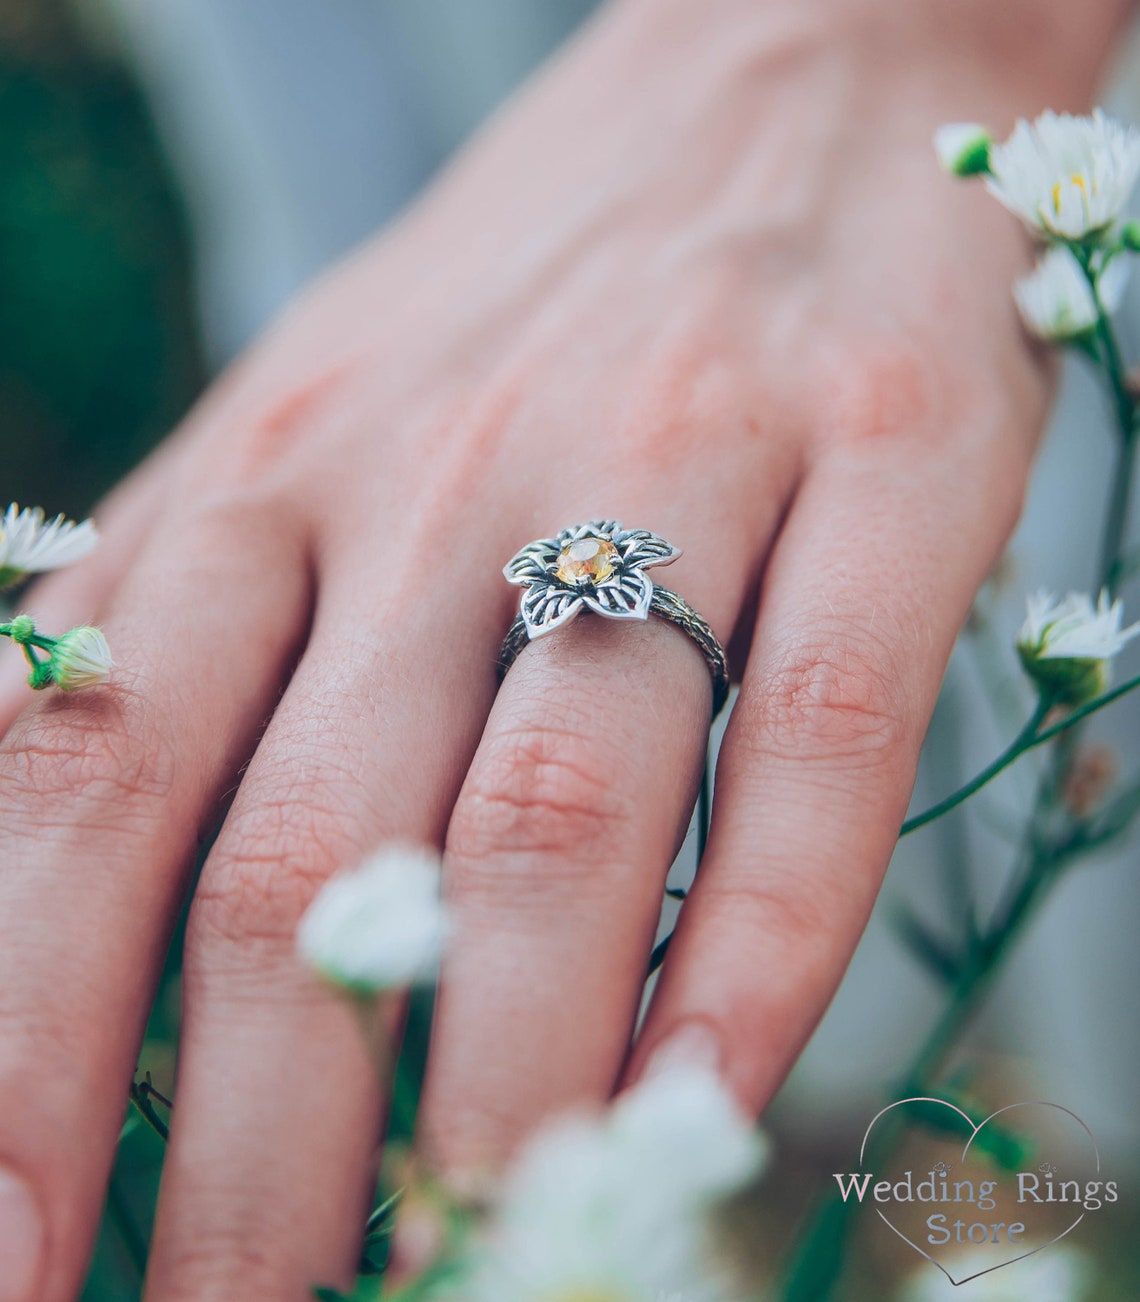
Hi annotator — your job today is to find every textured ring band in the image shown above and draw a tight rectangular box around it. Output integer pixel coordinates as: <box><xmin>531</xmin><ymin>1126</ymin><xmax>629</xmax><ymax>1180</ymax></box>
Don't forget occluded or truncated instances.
<box><xmin>498</xmin><ymin>520</ymin><xmax>730</xmax><ymax>716</ymax></box>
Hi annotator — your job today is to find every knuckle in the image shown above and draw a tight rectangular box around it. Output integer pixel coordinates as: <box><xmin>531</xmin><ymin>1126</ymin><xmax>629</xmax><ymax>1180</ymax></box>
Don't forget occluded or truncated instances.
<box><xmin>822</xmin><ymin>338</ymin><xmax>943</xmax><ymax>448</ymax></box>
<box><xmin>216</xmin><ymin>361</ymin><xmax>359</xmax><ymax>486</ymax></box>
<box><xmin>152</xmin><ymin>1233</ymin><xmax>288</xmax><ymax>1302</ymax></box>
<box><xmin>743</xmin><ymin>632</ymin><xmax>909</xmax><ymax>765</ymax></box>
<box><xmin>0</xmin><ymin>695</ymin><xmax>176</xmax><ymax>817</ymax></box>
<box><xmin>192</xmin><ymin>783</ymin><xmax>361</xmax><ymax>950</ymax></box>
<box><xmin>709</xmin><ymin>873</ymin><xmax>837</xmax><ymax>950</ymax></box>
<box><xmin>614</xmin><ymin>326</ymin><xmax>753</xmax><ymax>469</ymax></box>
<box><xmin>448</xmin><ymin>720</ymin><xmax>635</xmax><ymax>875</ymax></box>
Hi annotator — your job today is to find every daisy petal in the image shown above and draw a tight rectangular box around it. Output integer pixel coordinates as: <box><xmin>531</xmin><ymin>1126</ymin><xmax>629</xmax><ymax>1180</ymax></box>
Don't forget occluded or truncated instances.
<box><xmin>0</xmin><ymin>503</ymin><xmax>98</xmax><ymax>582</ymax></box>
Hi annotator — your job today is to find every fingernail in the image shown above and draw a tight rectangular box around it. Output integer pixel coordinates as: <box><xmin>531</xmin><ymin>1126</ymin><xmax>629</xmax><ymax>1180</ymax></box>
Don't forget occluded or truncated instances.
<box><xmin>641</xmin><ymin>1021</ymin><xmax>722</xmax><ymax>1082</ymax></box>
<box><xmin>0</xmin><ymin>1167</ymin><xmax>43</xmax><ymax>1302</ymax></box>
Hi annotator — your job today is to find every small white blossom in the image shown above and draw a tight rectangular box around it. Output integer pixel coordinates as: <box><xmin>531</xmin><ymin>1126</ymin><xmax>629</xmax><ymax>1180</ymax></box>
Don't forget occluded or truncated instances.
<box><xmin>897</xmin><ymin>1245</ymin><xmax>1092</xmax><ymax>1301</ymax></box>
<box><xmin>985</xmin><ymin>109</ymin><xmax>1140</xmax><ymax>240</ymax></box>
<box><xmin>1020</xmin><ymin>590</ymin><xmax>1139</xmax><ymax>660</ymax></box>
<box><xmin>464</xmin><ymin>1066</ymin><xmax>767</xmax><ymax>1302</ymax></box>
<box><xmin>297</xmin><ymin>844</ymin><xmax>448</xmax><ymax>993</ymax></box>
<box><xmin>48</xmin><ymin>627</ymin><xmax>112</xmax><ymax>691</ymax></box>
<box><xmin>933</xmin><ymin>122</ymin><xmax>992</xmax><ymax>177</ymax></box>
<box><xmin>1013</xmin><ymin>246</ymin><xmax>1128</xmax><ymax>341</ymax></box>
<box><xmin>1017</xmin><ymin>590</ymin><xmax>1140</xmax><ymax>704</ymax></box>
<box><xmin>0</xmin><ymin>504</ymin><xmax>98</xmax><ymax>586</ymax></box>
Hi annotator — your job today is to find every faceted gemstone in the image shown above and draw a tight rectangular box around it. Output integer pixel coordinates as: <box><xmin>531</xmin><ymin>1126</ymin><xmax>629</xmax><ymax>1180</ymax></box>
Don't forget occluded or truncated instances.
<box><xmin>555</xmin><ymin>536</ymin><xmax>619</xmax><ymax>585</ymax></box>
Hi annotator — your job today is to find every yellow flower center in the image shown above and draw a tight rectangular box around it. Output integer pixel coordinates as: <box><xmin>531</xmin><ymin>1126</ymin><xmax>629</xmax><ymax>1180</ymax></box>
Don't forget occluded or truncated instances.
<box><xmin>555</xmin><ymin>537</ymin><xmax>619</xmax><ymax>585</ymax></box>
<box><xmin>1051</xmin><ymin>172</ymin><xmax>1092</xmax><ymax>215</ymax></box>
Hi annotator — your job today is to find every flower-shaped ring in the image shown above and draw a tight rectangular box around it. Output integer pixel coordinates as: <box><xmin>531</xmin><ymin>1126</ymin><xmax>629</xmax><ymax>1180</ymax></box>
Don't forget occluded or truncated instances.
<box><xmin>499</xmin><ymin>520</ymin><xmax>729</xmax><ymax>715</ymax></box>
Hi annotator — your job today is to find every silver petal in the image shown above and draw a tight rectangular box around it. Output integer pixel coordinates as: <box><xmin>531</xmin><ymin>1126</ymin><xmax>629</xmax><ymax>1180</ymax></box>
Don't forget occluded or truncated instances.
<box><xmin>504</xmin><ymin>539</ymin><xmax>560</xmax><ymax>586</ymax></box>
<box><xmin>583</xmin><ymin>569</ymin><xmax>653</xmax><ymax>620</ymax></box>
<box><xmin>521</xmin><ymin>583</ymin><xmax>585</xmax><ymax>638</ymax></box>
<box><xmin>615</xmin><ymin>528</ymin><xmax>682</xmax><ymax>571</ymax></box>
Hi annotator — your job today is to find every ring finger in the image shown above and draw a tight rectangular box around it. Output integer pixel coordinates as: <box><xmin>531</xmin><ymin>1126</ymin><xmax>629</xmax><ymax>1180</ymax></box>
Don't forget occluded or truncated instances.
<box><xmin>415</xmin><ymin>495</ymin><xmax>774</xmax><ymax>1178</ymax></box>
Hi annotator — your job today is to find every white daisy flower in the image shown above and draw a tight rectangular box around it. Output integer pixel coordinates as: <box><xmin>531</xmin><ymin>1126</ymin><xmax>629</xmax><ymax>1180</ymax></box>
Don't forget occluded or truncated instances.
<box><xmin>1017</xmin><ymin>590</ymin><xmax>1140</xmax><ymax>704</ymax></box>
<box><xmin>464</xmin><ymin>1066</ymin><xmax>767</xmax><ymax>1302</ymax></box>
<box><xmin>933</xmin><ymin>122</ymin><xmax>992</xmax><ymax>177</ymax></box>
<box><xmin>985</xmin><ymin>109</ymin><xmax>1140</xmax><ymax>241</ymax></box>
<box><xmin>297</xmin><ymin>844</ymin><xmax>448</xmax><ymax>993</ymax></box>
<box><xmin>1013</xmin><ymin>246</ymin><xmax>1128</xmax><ymax>341</ymax></box>
<box><xmin>897</xmin><ymin>1245</ymin><xmax>1092</xmax><ymax>1300</ymax></box>
<box><xmin>47</xmin><ymin>626</ymin><xmax>113</xmax><ymax>691</ymax></box>
<box><xmin>0</xmin><ymin>504</ymin><xmax>98</xmax><ymax>587</ymax></box>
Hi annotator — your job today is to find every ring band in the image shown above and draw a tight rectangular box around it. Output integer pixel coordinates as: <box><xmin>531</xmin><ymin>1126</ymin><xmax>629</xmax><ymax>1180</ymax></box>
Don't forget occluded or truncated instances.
<box><xmin>498</xmin><ymin>520</ymin><xmax>730</xmax><ymax>715</ymax></box>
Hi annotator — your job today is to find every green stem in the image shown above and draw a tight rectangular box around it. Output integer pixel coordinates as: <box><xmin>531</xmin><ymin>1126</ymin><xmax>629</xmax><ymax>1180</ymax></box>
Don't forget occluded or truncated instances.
<box><xmin>696</xmin><ymin>758</ymin><xmax>711</xmax><ymax>864</ymax></box>
<box><xmin>129</xmin><ymin>1082</ymin><xmax>170</xmax><ymax>1143</ymax></box>
<box><xmin>902</xmin><ymin>670</ymin><xmax>1140</xmax><ymax>835</ymax></box>
<box><xmin>1100</xmin><ymin>421</ymin><xmax>1137</xmax><ymax>593</ymax></box>
<box><xmin>1083</xmin><ymin>252</ymin><xmax>1137</xmax><ymax>589</ymax></box>
<box><xmin>0</xmin><ymin>626</ymin><xmax>56</xmax><ymax>652</ymax></box>
<box><xmin>646</xmin><ymin>753</ymin><xmax>712</xmax><ymax>977</ymax></box>
<box><xmin>901</xmin><ymin>699</ymin><xmax>1051</xmax><ymax>835</ymax></box>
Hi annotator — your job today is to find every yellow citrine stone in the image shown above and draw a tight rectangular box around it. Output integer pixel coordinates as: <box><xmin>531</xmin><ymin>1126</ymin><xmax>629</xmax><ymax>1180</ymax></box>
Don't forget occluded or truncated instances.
<box><xmin>555</xmin><ymin>536</ymin><xmax>619</xmax><ymax>585</ymax></box>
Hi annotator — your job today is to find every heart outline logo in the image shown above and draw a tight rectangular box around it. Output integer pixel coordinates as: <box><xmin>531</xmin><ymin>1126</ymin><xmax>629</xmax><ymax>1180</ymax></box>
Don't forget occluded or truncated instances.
<box><xmin>859</xmin><ymin>1097</ymin><xmax>1100</xmax><ymax>1287</ymax></box>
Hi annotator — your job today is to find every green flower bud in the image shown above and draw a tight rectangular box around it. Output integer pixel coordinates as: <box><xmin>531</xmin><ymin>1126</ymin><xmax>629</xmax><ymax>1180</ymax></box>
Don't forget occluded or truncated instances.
<box><xmin>1016</xmin><ymin>646</ymin><xmax>1107</xmax><ymax>708</ymax></box>
<box><xmin>27</xmin><ymin>662</ymin><xmax>54</xmax><ymax>691</ymax></box>
<box><xmin>48</xmin><ymin>626</ymin><xmax>113</xmax><ymax>691</ymax></box>
<box><xmin>6</xmin><ymin>614</ymin><xmax>36</xmax><ymax>643</ymax></box>
<box><xmin>933</xmin><ymin>123</ymin><xmax>992</xmax><ymax>177</ymax></box>
<box><xmin>1017</xmin><ymin>590</ymin><xmax>1139</xmax><ymax>707</ymax></box>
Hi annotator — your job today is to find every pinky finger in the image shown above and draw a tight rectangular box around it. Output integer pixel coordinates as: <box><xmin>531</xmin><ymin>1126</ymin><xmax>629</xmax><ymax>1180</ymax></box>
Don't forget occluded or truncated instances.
<box><xmin>626</xmin><ymin>442</ymin><xmax>1027</xmax><ymax>1111</ymax></box>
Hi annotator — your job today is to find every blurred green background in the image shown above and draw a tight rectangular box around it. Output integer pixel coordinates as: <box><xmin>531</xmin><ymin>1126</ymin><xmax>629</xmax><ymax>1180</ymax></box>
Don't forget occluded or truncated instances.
<box><xmin>0</xmin><ymin>0</ymin><xmax>202</xmax><ymax>519</ymax></box>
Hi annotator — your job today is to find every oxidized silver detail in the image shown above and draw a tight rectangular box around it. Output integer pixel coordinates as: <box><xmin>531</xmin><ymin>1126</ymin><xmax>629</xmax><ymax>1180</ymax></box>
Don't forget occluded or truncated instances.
<box><xmin>499</xmin><ymin>519</ymin><xmax>729</xmax><ymax>715</ymax></box>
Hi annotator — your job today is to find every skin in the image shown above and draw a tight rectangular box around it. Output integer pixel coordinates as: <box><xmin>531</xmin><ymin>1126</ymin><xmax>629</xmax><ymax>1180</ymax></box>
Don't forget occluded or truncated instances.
<box><xmin>0</xmin><ymin>0</ymin><xmax>1133</xmax><ymax>1296</ymax></box>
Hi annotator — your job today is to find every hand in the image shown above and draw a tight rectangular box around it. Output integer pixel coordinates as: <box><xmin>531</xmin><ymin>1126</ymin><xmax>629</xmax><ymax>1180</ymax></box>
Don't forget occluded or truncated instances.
<box><xmin>0</xmin><ymin>1</ymin><xmax>1120</xmax><ymax>1297</ymax></box>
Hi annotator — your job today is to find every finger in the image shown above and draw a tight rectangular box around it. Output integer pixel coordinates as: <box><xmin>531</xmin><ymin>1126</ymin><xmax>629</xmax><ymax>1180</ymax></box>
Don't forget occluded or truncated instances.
<box><xmin>141</xmin><ymin>539</ymin><xmax>508</xmax><ymax>1301</ymax></box>
<box><xmin>0</xmin><ymin>441</ymin><xmax>186</xmax><ymax>728</ymax></box>
<box><xmin>0</xmin><ymin>496</ymin><xmax>310</xmax><ymax>1302</ymax></box>
<box><xmin>415</xmin><ymin>513</ymin><xmax>760</xmax><ymax>1178</ymax></box>
<box><xmin>625</xmin><ymin>437</ymin><xmax>1029</xmax><ymax>1110</ymax></box>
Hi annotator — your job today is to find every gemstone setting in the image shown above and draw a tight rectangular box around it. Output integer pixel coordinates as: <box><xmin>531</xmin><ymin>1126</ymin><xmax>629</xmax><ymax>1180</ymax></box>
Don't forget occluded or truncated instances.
<box><xmin>554</xmin><ymin>537</ymin><xmax>620</xmax><ymax>586</ymax></box>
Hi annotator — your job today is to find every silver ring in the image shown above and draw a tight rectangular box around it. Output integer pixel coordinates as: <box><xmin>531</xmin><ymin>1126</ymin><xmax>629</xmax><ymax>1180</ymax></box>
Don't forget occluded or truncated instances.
<box><xmin>498</xmin><ymin>519</ymin><xmax>729</xmax><ymax>715</ymax></box>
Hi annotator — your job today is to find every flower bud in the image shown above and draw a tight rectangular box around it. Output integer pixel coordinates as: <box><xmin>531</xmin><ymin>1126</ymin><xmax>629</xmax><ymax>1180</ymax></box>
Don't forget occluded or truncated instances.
<box><xmin>1120</xmin><ymin>219</ymin><xmax>1140</xmax><ymax>251</ymax></box>
<box><xmin>1017</xmin><ymin>590</ymin><xmax>1139</xmax><ymax>706</ymax></box>
<box><xmin>27</xmin><ymin>663</ymin><xmax>54</xmax><ymax>691</ymax></box>
<box><xmin>1017</xmin><ymin>648</ymin><xmax>1107</xmax><ymax>708</ymax></box>
<box><xmin>6</xmin><ymin>614</ymin><xmax>35</xmax><ymax>643</ymax></box>
<box><xmin>933</xmin><ymin>122</ymin><xmax>992</xmax><ymax>177</ymax></box>
<box><xmin>1013</xmin><ymin>247</ymin><xmax>1127</xmax><ymax>345</ymax></box>
<box><xmin>48</xmin><ymin>626</ymin><xmax>113</xmax><ymax>691</ymax></box>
